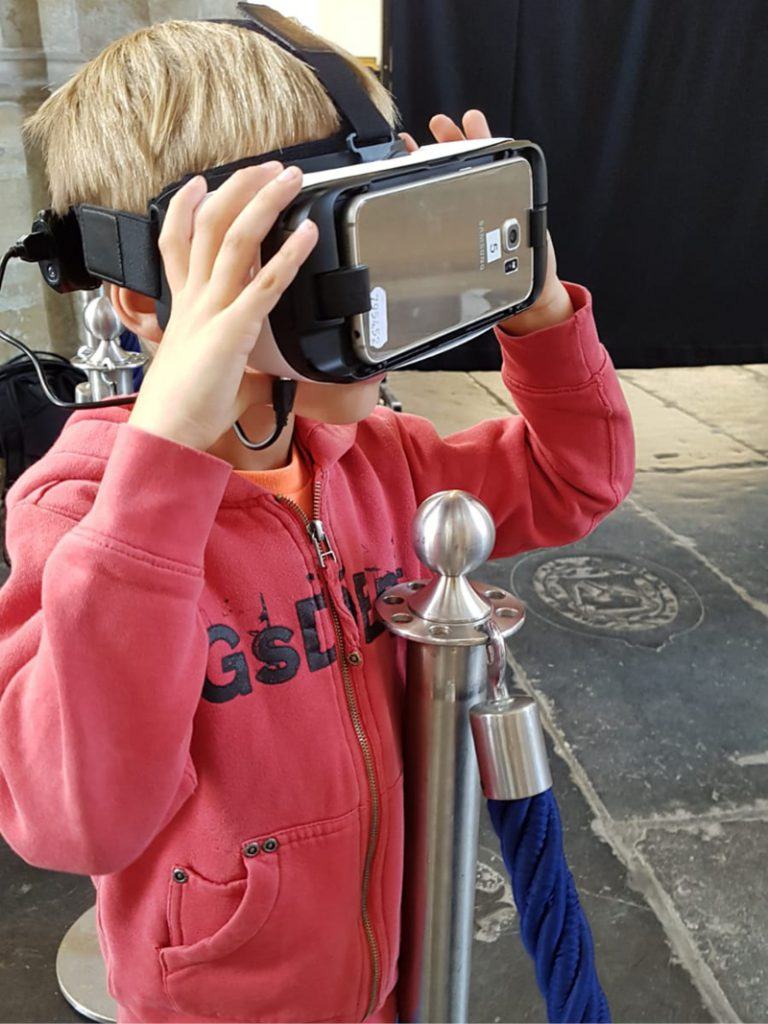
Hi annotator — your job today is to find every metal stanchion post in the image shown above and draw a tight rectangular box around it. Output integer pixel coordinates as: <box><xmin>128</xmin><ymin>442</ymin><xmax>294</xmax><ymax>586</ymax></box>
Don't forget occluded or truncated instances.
<box><xmin>56</xmin><ymin>907</ymin><xmax>117</xmax><ymax>1023</ymax></box>
<box><xmin>72</xmin><ymin>294</ymin><xmax>146</xmax><ymax>403</ymax></box>
<box><xmin>377</xmin><ymin>490</ymin><xmax>551</xmax><ymax>1024</ymax></box>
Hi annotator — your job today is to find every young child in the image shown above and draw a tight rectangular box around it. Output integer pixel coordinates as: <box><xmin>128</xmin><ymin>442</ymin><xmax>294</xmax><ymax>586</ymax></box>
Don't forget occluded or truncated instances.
<box><xmin>0</xmin><ymin>17</ymin><xmax>634</xmax><ymax>1024</ymax></box>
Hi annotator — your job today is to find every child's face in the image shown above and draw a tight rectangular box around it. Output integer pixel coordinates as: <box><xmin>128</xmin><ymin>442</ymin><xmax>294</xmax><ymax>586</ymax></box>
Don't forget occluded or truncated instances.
<box><xmin>113</xmin><ymin>286</ymin><xmax>384</xmax><ymax>427</ymax></box>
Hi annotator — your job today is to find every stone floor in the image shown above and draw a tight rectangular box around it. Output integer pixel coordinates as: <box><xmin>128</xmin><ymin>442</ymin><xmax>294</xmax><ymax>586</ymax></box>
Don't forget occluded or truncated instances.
<box><xmin>0</xmin><ymin>363</ymin><xmax>766</xmax><ymax>1022</ymax></box>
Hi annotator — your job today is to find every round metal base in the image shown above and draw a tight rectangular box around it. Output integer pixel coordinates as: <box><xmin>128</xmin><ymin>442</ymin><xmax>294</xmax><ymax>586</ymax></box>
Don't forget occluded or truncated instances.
<box><xmin>377</xmin><ymin>578</ymin><xmax>526</xmax><ymax>644</ymax></box>
<box><xmin>56</xmin><ymin>905</ymin><xmax>117</xmax><ymax>1023</ymax></box>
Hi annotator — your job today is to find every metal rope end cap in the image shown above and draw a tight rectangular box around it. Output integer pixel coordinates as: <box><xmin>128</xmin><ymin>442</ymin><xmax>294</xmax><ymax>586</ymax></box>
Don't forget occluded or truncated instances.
<box><xmin>471</xmin><ymin>692</ymin><xmax>552</xmax><ymax>800</ymax></box>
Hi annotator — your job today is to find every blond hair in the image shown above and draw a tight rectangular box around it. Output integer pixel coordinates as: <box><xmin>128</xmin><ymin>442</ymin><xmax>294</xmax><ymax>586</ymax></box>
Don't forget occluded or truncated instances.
<box><xmin>24</xmin><ymin>19</ymin><xmax>397</xmax><ymax>215</ymax></box>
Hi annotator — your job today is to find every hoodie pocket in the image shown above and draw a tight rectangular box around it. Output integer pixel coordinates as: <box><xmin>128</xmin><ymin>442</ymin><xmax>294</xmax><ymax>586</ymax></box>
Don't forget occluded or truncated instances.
<box><xmin>159</xmin><ymin>836</ymin><xmax>279</xmax><ymax>984</ymax></box>
<box><xmin>158</xmin><ymin>808</ymin><xmax>366</xmax><ymax>1023</ymax></box>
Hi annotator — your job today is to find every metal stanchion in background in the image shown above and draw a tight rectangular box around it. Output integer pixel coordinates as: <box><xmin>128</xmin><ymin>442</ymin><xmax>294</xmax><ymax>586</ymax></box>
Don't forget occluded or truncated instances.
<box><xmin>56</xmin><ymin>907</ymin><xmax>117</xmax><ymax>1023</ymax></box>
<box><xmin>376</xmin><ymin>490</ymin><xmax>551</xmax><ymax>1024</ymax></box>
<box><xmin>72</xmin><ymin>293</ymin><xmax>146</xmax><ymax>403</ymax></box>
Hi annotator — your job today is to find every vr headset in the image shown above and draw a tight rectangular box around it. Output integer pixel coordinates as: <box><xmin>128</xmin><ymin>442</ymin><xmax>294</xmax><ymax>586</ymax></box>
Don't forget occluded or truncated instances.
<box><xmin>1</xmin><ymin>3</ymin><xmax>547</xmax><ymax>421</ymax></box>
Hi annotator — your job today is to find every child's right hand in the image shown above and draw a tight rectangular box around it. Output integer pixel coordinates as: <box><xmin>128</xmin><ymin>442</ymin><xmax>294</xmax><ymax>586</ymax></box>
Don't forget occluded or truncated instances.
<box><xmin>128</xmin><ymin>163</ymin><xmax>318</xmax><ymax>452</ymax></box>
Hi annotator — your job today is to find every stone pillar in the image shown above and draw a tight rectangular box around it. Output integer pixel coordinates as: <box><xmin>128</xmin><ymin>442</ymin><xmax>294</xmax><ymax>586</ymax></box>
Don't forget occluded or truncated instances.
<box><xmin>38</xmin><ymin>1</ymin><xmax>151</xmax><ymax>83</ymax></box>
<box><xmin>0</xmin><ymin>0</ymin><xmax>64</xmax><ymax>363</ymax></box>
<box><xmin>0</xmin><ymin>0</ymin><xmax>160</xmax><ymax>368</ymax></box>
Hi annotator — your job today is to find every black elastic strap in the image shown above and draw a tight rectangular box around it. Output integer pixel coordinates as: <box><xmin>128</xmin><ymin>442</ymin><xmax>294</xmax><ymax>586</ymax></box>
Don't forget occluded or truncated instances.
<box><xmin>291</xmin><ymin>50</ymin><xmax>392</xmax><ymax>148</ymax></box>
<box><xmin>529</xmin><ymin>208</ymin><xmax>548</xmax><ymax>249</ymax></box>
<box><xmin>77</xmin><ymin>206</ymin><xmax>160</xmax><ymax>297</ymax></box>
<box><xmin>315</xmin><ymin>266</ymin><xmax>372</xmax><ymax>320</ymax></box>
<box><xmin>229</xmin><ymin>4</ymin><xmax>394</xmax><ymax>148</ymax></box>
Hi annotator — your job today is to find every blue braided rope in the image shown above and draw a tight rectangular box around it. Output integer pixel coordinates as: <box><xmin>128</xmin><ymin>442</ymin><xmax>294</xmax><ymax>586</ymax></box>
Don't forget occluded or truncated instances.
<box><xmin>488</xmin><ymin>791</ymin><xmax>611</xmax><ymax>1024</ymax></box>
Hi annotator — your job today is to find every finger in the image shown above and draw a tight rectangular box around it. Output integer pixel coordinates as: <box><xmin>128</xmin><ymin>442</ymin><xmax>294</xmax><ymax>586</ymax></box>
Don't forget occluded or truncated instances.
<box><xmin>461</xmin><ymin>109</ymin><xmax>492</xmax><ymax>139</ymax></box>
<box><xmin>207</xmin><ymin>165</ymin><xmax>306</xmax><ymax>308</ymax></box>
<box><xmin>224</xmin><ymin>218</ymin><xmax>318</xmax><ymax>341</ymax></box>
<box><xmin>186</xmin><ymin>162</ymin><xmax>283</xmax><ymax>289</ymax></box>
<box><xmin>545</xmin><ymin>231</ymin><xmax>557</xmax><ymax>281</ymax></box>
<box><xmin>399</xmin><ymin>131</ymin><xmax>419</xmax><ymax>153</ymax></box>
<box><xmin>157</xmin><ymin>176</ymin><xmax>208</xmax><ymax>294</ymax></box>
<box><xmin>428</xmin><ymin>114</ymin><xmax>465</xmax><ymax>144</ymax></box>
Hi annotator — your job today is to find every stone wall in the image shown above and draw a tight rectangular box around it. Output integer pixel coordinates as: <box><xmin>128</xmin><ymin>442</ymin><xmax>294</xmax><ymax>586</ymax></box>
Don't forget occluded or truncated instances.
<box><xmin>0</xmin><ymin>0</ymin><xmax>245</xmax><ymax>365</ymax></box>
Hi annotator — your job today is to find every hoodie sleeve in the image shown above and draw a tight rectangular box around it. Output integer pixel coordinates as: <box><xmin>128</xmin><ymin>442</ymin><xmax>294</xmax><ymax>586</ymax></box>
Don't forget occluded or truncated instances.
<box><xmin>389</xmin><ymin>283</ymin><xmax>635</xmax><ymax>556</ymax></box>
<box><xmin>0</xmin><ymin>423</ymin><xmax>231</xmax><ymax>875</ymax></box>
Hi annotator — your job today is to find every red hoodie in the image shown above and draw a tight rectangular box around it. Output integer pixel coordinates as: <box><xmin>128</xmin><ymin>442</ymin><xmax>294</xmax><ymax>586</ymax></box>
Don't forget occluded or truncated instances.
<box><xmin>0</xmin><ymin>284</ymin><xmax>633</xmax><ymax>1023</ymax></box>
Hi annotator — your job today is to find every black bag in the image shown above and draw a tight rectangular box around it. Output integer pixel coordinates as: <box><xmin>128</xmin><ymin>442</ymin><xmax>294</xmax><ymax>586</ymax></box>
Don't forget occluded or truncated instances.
<box><xmin>0</xmin><ymin>350</ymin><xmax>82</xmax><ymax>496</ymax></box>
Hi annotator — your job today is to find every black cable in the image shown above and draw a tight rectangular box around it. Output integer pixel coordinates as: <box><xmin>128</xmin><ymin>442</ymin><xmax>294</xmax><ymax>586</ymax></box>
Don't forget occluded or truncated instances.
<box><xmin>0</xmin><ymin>246</ymin><xmax>135</xmax><ymax>408</ymax></box>
<box><xmin>233</xmin><ymin>378</ymin><xmax>297</xmax><ymax>450</ymax></box>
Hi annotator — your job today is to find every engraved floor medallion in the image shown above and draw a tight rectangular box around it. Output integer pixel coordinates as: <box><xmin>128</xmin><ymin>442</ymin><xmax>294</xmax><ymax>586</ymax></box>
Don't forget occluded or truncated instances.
<box><xmin>511</xmin><ymin>552</ymin><xmax>703</xmax><ymax>649</ymax></box>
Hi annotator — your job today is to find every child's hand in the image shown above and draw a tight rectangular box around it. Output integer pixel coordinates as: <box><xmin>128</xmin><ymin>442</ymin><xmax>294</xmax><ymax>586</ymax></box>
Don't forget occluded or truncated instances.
<box><xmin>401</xmin><ymin>110</ymin><xmax>574</xmax><ymax>335</ymax></box>
<box><xmin>129</xmin><ymin>164</ymin><xmax>318</xmax><ymax>452</ymax></box>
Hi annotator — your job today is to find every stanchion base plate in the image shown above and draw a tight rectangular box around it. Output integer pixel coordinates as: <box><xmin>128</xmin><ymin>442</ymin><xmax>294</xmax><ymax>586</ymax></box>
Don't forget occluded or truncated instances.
<box><xmin>377</xmin><ymin>579</ymin><xmax>526</xmax><ymax>644</ymax></box>
<box><xmin>56</xmin><ymin>905</ymin><xmax>117</xmax><ymax>1023</ymax></box>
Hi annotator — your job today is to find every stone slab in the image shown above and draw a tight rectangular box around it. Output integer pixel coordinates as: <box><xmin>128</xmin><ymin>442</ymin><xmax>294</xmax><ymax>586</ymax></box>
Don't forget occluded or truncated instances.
<box><xmin>468</xmin><ymin>371</ymin><xmax>519</xmax><ymax>414</ymax></box>
<box><xmin>468</xmin><ymin>368</ymin><xmax>745</xmax><ymax>475</ymax></box>
<box><xmin>619</xmin><ymin>379</ymin><xmax>763</xmax><ymax>472</ymax></box>
<box><xmin>470</xmin><ymin>743</ymin><xmax>711</xmax><ymax>1023</ymax></box>
<box><xmin>389</xmin><ymin>369</ymin><xmax>762</xmax><ymax>471</ymax></box>
<box><xmin>475</xmin><ymin>502</ymin><xmax>768</xmax><ymax>820</ymax></box>
<box><xmin>623</xmin><ymin>367</ymin><xmax>768</xmax><ymax>457</ymax></box>
<box><xmin>637</xmin><ymin>819</ymin><xmax>768</xmax><ymax>1023</ymax></box>
<box><xmin>389</xmin><ymin>371</ymin><xmax>513</xmax><ymax>436</ymax></box>
<box><xmin>632</xmin><ymin>465</ymin><xmax>768</xmax><ymax>610</ymax></box>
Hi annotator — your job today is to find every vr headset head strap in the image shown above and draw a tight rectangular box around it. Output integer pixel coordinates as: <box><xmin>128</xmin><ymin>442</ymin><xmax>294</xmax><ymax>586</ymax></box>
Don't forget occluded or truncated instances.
<box><xmin>30</xmin><ymin>4</ymin><xmax>402</xmax><ymax>298</ymax></box>
<box><xmin>229</xmin><ymin>3</ymin><xmax>395</xmax><ymax>153</ymax></box>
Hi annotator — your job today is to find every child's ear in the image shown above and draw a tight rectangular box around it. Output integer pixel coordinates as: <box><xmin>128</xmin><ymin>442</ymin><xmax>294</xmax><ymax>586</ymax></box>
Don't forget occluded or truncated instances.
<box><xmin>109</xmin><ymin>285</ymin><xmax>163</xmax><ymax>342</ymax></box>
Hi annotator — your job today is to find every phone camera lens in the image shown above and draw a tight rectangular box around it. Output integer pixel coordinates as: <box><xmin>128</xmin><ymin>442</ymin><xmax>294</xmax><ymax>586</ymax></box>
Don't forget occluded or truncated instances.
<box><xmin>503</xmin><ymin>218</ymin><xmax>521</xmax><ymax>251</ymax></box>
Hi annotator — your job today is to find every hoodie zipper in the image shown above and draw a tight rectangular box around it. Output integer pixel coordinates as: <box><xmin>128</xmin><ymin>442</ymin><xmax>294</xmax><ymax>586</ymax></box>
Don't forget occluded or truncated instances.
<box><xmin>275</xmin><ymin>479</ymin><xmax>382</xmax><ymax>1018</ymax></box>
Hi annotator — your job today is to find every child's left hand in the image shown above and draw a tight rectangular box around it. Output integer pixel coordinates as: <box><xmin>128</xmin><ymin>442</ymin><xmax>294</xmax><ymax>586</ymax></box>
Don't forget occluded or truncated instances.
<box><xmin>400</xmin><ymin>110</ymin><xmax>574</xmax><ymax>335</ymax></box>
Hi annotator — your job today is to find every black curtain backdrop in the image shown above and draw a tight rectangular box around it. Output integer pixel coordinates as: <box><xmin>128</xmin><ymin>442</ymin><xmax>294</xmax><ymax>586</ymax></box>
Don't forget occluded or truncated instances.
<box><xmin>383</xmin><ymin>0</ymin><xmax>768</xmax><ymax>369</ymax></box>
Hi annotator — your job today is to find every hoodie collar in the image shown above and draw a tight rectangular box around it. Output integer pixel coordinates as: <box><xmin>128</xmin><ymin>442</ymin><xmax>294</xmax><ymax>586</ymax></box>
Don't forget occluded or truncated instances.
<box><xmin>42</xmin><ymin>406</ymin><xmax>358</xmax><ymax>507</ymax></box>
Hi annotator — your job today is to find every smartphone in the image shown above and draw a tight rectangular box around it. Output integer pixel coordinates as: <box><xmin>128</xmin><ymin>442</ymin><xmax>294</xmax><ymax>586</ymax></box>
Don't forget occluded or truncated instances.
<box><xmin>342</xmin><ymin>157</ymin><xmax>534</xmax><ymax>364</ymax></box>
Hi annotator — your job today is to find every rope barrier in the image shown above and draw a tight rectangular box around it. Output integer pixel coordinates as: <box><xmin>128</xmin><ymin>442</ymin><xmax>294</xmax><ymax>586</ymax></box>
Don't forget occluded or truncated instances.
<box><xmin>488</xmin><ymin>791</ymin><xmax>611</xmax><ymax>1024</ymax></box>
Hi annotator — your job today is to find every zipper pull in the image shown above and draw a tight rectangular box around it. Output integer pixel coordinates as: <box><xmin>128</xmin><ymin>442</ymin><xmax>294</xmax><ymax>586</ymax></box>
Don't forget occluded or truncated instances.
<box><xmin>308</xmin><ymin>519</ymin><xmax>336</xmax><ymax>569</ymax></box>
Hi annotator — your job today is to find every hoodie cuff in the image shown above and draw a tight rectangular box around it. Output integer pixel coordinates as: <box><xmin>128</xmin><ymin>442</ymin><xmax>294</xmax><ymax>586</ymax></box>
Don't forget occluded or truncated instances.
<box><xmin>83</xmin><ymin>423</ymin><xmax>232</xmax><ymax>569</ymax></box>
<box><xmin>496</xmin><ymin>282</ymin><xmax>606</xmax><ymax>391</ymax></box>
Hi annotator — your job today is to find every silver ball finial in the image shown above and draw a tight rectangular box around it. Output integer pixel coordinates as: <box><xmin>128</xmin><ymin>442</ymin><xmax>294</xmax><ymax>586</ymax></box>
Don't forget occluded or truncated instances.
<box><xmin>413</xmin><ymin>490</ymin><xmax>496</xmax><ymax>577</ymax></box>
<box><xmin>83</xmin><ymin>295</ymin><xmax>122</xmax><ymax>343</ymax></box>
